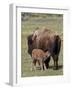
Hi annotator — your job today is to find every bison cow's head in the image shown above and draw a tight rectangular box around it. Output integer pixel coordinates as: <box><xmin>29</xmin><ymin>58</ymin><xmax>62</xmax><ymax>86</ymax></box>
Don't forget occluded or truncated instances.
<box><xmin>27</xmin><ymin>34</ymin><xmax>33</xmax><ymax>55</ymax></box>
<box><xmin>27</xmin><ymin>34</ymin><xmax>36</xmax><ymax>56</ymax></box>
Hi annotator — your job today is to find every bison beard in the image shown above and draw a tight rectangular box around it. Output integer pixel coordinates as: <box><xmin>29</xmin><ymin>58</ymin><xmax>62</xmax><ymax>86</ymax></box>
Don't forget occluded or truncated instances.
<box><xmin>27</xmin><ymin>28</ymin><xmax>61</xmax><ymax>70</ymax></box>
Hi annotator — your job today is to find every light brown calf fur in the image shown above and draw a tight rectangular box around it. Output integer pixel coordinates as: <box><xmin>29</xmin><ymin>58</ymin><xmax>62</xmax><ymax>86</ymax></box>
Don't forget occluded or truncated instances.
<box><xmin>31</xmin><ymin>49</ymin><xmax>50</xmax><ymax>71</ymax></box>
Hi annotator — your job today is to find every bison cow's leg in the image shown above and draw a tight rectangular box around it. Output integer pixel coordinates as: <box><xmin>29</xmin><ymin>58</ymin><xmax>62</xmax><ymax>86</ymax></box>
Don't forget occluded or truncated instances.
<box><xmin>44</xmin><ymin>56</ymin><xmax>50</xmax><ymax>69</ymax></box>
<box><xmin>44</xmin><ymin>63</ymin><xmax>47</xmax><ymax>70</ymax></box>
<box><xmin>52</xmin><ymin>55</ymin><xmax>58</xmax><ymax>70</ymax></box>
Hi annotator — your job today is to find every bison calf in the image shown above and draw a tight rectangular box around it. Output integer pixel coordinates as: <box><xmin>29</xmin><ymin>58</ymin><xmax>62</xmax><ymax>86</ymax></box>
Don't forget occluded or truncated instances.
<box><xmin>31</xmin><ymin>49</ymin><xmax>50</xmax><ymax>71</ymax></box>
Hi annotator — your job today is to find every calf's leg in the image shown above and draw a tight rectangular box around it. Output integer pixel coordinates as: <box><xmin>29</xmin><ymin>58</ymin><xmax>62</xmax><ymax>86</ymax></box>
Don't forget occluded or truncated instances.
<box><xmin>31</xmin><ymin>59</ymin><xmax>36</xmax><ymax>71</ymax></box>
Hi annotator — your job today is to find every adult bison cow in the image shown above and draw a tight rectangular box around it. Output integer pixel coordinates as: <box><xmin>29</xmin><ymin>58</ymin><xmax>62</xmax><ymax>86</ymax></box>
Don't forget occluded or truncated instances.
<box><xmin>27</xmin><ymin>28</ymin><xmax>61</xmax><ymax>70</ymax></box>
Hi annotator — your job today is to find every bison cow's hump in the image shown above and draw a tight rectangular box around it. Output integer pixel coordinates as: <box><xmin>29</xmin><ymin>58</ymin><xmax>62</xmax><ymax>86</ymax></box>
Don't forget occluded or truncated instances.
<box><xmin>39</xmin><ymin>36</ymin><xmax>54</xmax><ymax>47</ymax></box>
<box><xmin>37</xmin><ymin>30</ymin><xmax>56</xmax><ymax>42</ymax></box>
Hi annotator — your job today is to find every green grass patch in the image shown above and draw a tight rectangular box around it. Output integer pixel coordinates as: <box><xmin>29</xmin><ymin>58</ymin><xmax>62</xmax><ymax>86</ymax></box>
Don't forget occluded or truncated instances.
<box><xmin>21</xmin><ymin>13</ymin><xmax>63</xmax><ymax>77</ymax></box>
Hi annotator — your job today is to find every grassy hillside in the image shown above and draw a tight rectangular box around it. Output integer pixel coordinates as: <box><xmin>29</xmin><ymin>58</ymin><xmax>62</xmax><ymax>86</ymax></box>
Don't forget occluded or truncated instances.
<box><xmin>21</xmin><ymin>13</ymin><xmax>63</xmax><ymax>77</ymax></box>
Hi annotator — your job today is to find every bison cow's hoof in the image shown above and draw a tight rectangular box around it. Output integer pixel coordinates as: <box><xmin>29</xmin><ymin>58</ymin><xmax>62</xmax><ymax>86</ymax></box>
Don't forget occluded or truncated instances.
<box><xmin>53</xmin><ymin>66</ymin><xmax>58</xmax><ymax>70</ymax></box>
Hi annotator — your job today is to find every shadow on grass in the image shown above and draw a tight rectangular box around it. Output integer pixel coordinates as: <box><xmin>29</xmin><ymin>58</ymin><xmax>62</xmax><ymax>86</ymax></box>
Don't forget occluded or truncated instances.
<box><xmin>5</xmin><ymin>82</ymin><xmax>12</xmax><ymax>87</ymax></box>
<box><xmin>49</xmin><ymin>65</ymin><xmax>63</xmax><ymax>70</ymax></box>
<box><xmin>36</xmin><ymin>65</ymin><xmax>63</xmax><ymax>70</ymax></box>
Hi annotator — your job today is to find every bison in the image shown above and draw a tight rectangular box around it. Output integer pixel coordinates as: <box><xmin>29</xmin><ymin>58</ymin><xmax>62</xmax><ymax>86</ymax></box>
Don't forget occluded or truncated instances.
<box><xmin>31</xmin><ymin>49</ymin><xmax>51</xmax><ymax>71</ymax></box>
<box><xmin>27</xmin><ymin>28</ymin><xmax>61</xmax><ymax>70</ymax></box>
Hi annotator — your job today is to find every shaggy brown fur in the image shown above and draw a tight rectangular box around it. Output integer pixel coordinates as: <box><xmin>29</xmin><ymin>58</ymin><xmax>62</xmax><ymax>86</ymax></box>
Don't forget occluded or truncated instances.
<box><xmin>27</xmin><ymin>28</ymin><xmax>61</xmax><ymax>70</ymax></box>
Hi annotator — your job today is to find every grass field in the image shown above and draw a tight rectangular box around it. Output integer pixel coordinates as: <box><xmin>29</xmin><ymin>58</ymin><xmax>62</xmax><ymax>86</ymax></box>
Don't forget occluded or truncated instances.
<box><xmin>21</xmin><ymin>13</ymin><xmax>63</xmax><ymax>77</ymax></box>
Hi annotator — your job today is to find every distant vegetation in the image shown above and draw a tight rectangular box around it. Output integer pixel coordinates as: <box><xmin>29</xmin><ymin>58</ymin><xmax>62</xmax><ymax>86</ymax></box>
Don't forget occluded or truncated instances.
<box><xmin>21</xmin><ymin>12</ymin><xmax>63</xmax><ymax>21</ymax></box>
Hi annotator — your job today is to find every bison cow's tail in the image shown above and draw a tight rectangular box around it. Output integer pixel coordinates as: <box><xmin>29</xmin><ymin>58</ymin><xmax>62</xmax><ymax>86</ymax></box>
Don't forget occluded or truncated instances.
<box><xmin>53</xmin><ymin>35</ymin><xmax>61</xmax><ymax>55</ymax></box>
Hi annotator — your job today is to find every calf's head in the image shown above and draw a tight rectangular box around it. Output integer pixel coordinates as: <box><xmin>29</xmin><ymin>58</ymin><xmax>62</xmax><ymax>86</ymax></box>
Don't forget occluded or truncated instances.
<box><xmin>44</xmin><ymin>51</ymin><xmax>51</xmax><ymax>60</ymax></box>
